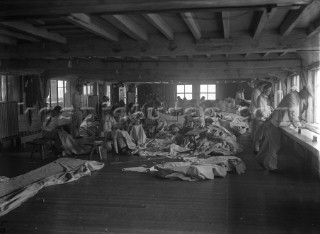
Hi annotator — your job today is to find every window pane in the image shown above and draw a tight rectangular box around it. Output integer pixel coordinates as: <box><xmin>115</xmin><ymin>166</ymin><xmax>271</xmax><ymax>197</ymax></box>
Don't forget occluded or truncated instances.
<box><xmin>185</xmin><ymin>85</ymin><xmax>192</xmax><ymax>93</ymax></box>
<box><xmin>177</xmin><ymin>85</ymin><xmax>184</xmax><ymax>93</ymax></box>
<box><xmin>208</xmin><ymin>84</ymin><xmax>216</xmax><ymax>92</ymax></box>
<box><xmin>177</xmin><ymin>93</ymin><xmax>184</xmax><ymax>99</ymax></box>
<box><xmin>200</xmin><ymin>85</ymin><xmax>207</xmax><ymax>93</ymax></box>
<box><xmin>50</xmin><ymin>80</ymin><xmax>58</xmax><ymax>107</ymax></box>
<box><xmin>58</xmin><ymin>88</ymin><xmax>64</xmax><ymax>107</ymax></box>
<box><xmin>58</xmin><ymin>80</ymin><xmax>64</xmax><ymax>88</ymax></box>
<box><xmin>200</xmin><ymin>94</ymin><xmax>208</xmax><ymax>100</ymax></box>
<box><xmin>185</xmin><ymin>94</ymin><xmax>192</xmax><ymax>100</ymax></box>
<box><xmin>208</xmin><ymin>93</ymin><xmax>216</xmax><ymax>100</ymax></box>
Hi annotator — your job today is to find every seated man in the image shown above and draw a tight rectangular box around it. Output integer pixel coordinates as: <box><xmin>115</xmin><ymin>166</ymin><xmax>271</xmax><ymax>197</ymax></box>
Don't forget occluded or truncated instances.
<box><xmin>102</xmin><ymin>106</ymin><xmax>136</xmax><ymax>154</ymax></box>
<box><xmin>42</xmin><ymin>106</ymin><xmax>88</xmax><ymax>156</ymax></box>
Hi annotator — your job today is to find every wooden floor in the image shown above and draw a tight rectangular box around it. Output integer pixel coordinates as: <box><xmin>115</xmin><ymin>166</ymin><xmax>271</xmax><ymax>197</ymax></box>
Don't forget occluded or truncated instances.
<box><xmin>1</xmin><ymin>133</ymin><xmax>320</xmax><ymax>234</ymax></box>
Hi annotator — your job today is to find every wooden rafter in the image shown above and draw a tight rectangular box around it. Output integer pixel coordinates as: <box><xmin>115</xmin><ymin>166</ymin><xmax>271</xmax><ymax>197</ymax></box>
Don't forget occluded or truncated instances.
<box><xmin>307</xmin><ymin>16</ymin><xmax>320</xmax><ymax>37</ymax></box>
<box><xmin>279</xmin><ymin>4</ymin><xmax>308</xmax><ymax>36</ymax></box>
<box><xmin>102</xmin><ymin>15</ymin><xmax>148</xmax><ymax>42</ymax></box>
<box><xmin>251</xmin><ymin>10</ymin><xmax>268</xmax><ymax>38</ymax></box>
<box><xmin>65</xmin><ymin>13</ymin><xmax>119</xmax><ymax>42</ymax></box>
<box><xmin>181</xmin><ymin>12</ymin><xmax>201</xmax><ymax>40</ymax></box>
<box><xmin>0</xmin><ymin>21</ymin><xmax>66</xmax><ymax>43</ymax></box>
<box><xmin>221</xmin><ymin>11</ymin><xmax>230</xmax><ymax>39</ymax></box>
<box><xmin>144</xmin><ymin>13</ymin><xmax>174</xmax><ymax>40</ymax></box>
<box><xmin>0</xmin><ymin>28</ymin><xmax>40</xmax><ymax>42</ymax></box>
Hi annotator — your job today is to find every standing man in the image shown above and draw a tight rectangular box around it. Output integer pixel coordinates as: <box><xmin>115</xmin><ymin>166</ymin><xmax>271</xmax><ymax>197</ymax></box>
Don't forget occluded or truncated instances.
<box><xmin>256</xmin><ymin>85</ymin><xmax>312</xmax><ymax>173</ymax></box>
<box><xmin>72</xmin><ymin>84</ymin><xmax>83</xmax><ymax>138</ymax></box>
<box><xmin>253</xmin><ymin>83</ymin><xmax>273</xmax><ymax>154</ymax></box>
<box><xmin>250</xmin><ymin>81</ymin><xmax>266</xmax><ymax>143</ymax></box>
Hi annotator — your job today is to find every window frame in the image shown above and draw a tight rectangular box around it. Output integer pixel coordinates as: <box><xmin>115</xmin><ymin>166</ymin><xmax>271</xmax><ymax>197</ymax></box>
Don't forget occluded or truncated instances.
<box><xmin>47</xmin><ymin>79</ymin><xmax>71</xmax><ymax>108</ymax></box>
<box><xmin>176</xmin><ymin>84</ymin><xmax>192</xmax><ymax>100</ymax></box>
<box><xmin>200</xmin><ymin>84</ymin><xmax>217</xmax><ymax>100</ymax></box>
<box><xmin>314</xmin><ymin>69</ymin><xmax>320</xmax><ymax>124</ymax></box>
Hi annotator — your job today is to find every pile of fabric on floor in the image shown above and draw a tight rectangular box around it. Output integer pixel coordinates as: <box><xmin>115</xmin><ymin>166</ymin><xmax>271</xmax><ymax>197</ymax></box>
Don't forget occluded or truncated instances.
<box><xmin>123</xmin><ymin>116</ymin><xmax>246</xmax><ymax>181</ymax></box>
<box><xmin>0</xmin><ymin>158</ymin><xmax>104</xmax><ymax>217</ymax></box>
<box><xmin>123</xmin><ymin>155</ymin><xmax>245</xmax><ymax>181</ymax></box>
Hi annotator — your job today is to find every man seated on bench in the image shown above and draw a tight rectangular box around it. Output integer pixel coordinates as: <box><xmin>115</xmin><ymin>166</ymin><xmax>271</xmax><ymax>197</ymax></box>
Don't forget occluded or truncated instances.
<box><xmin>42</xmin><ymin>106</ymin><xmax>88</xmax><ymax>156</ymax></box>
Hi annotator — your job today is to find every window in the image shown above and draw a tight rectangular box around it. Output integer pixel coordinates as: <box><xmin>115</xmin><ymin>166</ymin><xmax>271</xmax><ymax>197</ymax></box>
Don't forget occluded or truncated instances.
<box><xmin>47</xmin><ymin>79</ymin><xmax>71</xmax><ymax>108</ymax></box>
<box><xmin>0</xmin><ymin>75</ymin><xmax>7</xmax><ymax>101</ymax></box>
<box><xmin>83</xmin><ymin>84</ymin><xmax>93</xmax><ymax>95</ymax></box>
<box><xmin>315</xmin><ymin>70</ymin><xmax>320</xmax><ymax>124</ymax></box>
<box><xmin>177</xmin><ymin>84</ymin><xmax>192</xmax><ymax>100</ymax></box>
<box><xmin>135</xmin><ymin>85</ymin><xmax>138</xmax><ymax>104</ymax></box>
<box><xmin>200</xmin><ymin>84</ymin><xmax>216</xmax><ymax>100</ymax></box>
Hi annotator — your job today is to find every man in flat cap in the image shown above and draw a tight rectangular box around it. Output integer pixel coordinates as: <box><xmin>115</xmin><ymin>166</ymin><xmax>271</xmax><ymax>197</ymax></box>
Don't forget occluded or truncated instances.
<box><xmin>256</xmin><ymin>85</ymin><xmax>313</xmax><ymax>173</ymax></box>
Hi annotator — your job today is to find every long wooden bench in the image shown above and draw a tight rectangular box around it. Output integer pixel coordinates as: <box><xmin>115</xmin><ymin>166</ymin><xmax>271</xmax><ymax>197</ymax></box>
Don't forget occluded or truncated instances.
<box><xmin>280</xmin><ymin>126</ymin><xmax>320</xmax><ymax>179</ymax></box>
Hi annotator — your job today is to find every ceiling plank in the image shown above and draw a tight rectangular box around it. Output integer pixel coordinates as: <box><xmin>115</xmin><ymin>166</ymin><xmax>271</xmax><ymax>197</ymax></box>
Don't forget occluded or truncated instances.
<box><xmin>102</xmin><ymin>15</ymin><xmax>148</xmax><ymax>42</ymax></box>
<box><xmin>0</xmin><ymin>21</ymin><xmax>66</xmax><ymax>43</ymax></box>
<box><xmin>244</xmin><ymin>53</ymin><xmax>250</xmax><ymax>58</ymax></box>
<box><xmin>307</xmin><ymin>16</ymin><xmax>320</xmax><ymax>37</ymax></box>
<box><xmin>181</xmin><ymin>12</ymin><xmax>201</xmax><ymax>40</ymax></box>
<box><xmin>65</xmin><ymin>13</ymin><xmax>119</xmax><ymax>42</ymax></box>
<box><xmin>279</xmin><ymin>4</ymin><xmax>308</xmax><ymax>36</ymax></box>
<box><xmin>0</xmin><ymin>35</ymin><xmax>17</xmax><ymax>45</ymax></box>
<box><xmin>0</xmin><ymin>0</ymin><xmax>313</xmax><ymax>20</ymax></box>
<box><xmin>251</xmin><ymin>10</ymin><xmax>268</xmax><ymax>38</ymax></box>
<box><xmin>221</xmin><ymin>11</ymin><xmax>230</xmax><ymax>39</ymax></box>
<box><xmin>0</xmin><ymin>28</ymin><xmax>40</xmax><ymax>42</ymax></box>
<box><xmin>144</xmin><ymin>13</ymin><xmax>174</xmax><ymax>40</ymax></box>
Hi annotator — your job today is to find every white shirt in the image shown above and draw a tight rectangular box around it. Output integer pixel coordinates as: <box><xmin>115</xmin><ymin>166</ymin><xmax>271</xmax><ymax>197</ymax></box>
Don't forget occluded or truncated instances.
<box><xmin>256</xmin><ymin>94</ymin><xmax>272</xmax><ymax>121</ymax></box>
<box><xmin>72</xmin><ymin>91</ymin><xmax>82</xmax><ymax>110</ymax></box>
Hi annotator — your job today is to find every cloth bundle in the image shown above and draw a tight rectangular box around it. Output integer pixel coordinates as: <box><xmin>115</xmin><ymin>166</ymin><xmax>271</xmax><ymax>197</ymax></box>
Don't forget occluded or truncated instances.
<box><xmin>0</xmin><ymin>158</ymin><xmax>104</xmax><ymax>217</ymax></box>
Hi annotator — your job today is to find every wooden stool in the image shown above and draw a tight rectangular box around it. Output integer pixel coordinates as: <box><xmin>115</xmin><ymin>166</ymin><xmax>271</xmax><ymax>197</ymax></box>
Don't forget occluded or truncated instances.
<box><xmin>26</xmin><ymin>138</ymin><xmax>51</xmax><ymax>160</ymax></box>
<box><xmin>86</xmin><ymin>141</ymin><xmax>103</xmax><ymax>161</ymax></box>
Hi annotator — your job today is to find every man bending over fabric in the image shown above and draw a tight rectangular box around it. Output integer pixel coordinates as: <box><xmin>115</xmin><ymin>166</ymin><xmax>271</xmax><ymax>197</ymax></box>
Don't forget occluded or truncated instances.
<box><xmin>256</xmin><ymin>85</ymin><xmax>312</xmax><ymax>173</ymax></box>
<box><xmin>42</xmin><ymin>106</ymin><xmax>88</xmax><ymax>156</ymax></box>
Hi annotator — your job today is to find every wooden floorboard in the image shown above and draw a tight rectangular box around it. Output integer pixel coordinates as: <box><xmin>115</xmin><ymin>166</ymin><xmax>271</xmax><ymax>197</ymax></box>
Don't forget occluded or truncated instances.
<box><xmin>1</xmin><ymin>132</ymin><xmax>320</xmax><ymax>233</ymax></box>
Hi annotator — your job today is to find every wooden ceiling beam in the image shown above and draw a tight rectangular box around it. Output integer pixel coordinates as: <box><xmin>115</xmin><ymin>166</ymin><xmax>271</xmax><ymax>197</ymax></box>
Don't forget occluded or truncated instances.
<box><xmin>307</xmin><ymin>16</ymin><xmax>320</xmax><ymax>37</ymax></box>
<box><xmin>144</xmin><ymin>13</ymin><xmax>174</xmax><ymax>40</ymax></box>
<box><xmin>102</xmin><ymin>15</ymin><xmax>148</xmax><ymax>42</ymax></box>
<box><xmin>279</xmin><ymin>4</ymin><xmax>308</xmax><ymax>36</ymax></box>
<box><xmin>42</xmin><ymin>67</ymin><xmax>286</xmax><ymax>81</ymax></box>
<box><xmin>0</xmin><ymin>35</ymin><xmax>17</xmax><ymax>45</ymax></box>
<box><xmin>0</xmin><ymin>0</ymin><xmax>313</xmax><ymax>20</ymax></box>
<box><xmin>0</xmin><ymin>21</ymin><xmax>66</xmax><ymax>43</ymax></box>
<box><xmin>181</xmin><ymin>12</ymin><xmax>201</xmax><ymax>40</ymax></box>
<box><xmin>1</xmin><ymin>31</ymin><xmax>317</xmax><ymax>59</ymax></box>
<box><xmin>221</xmin><ymin>11</ymin><xmax>230</xmax><ymax>39</ymax></box>
<box><xmin>65</xmin><ymin>13</ymin><xmax>119</xmax><ymax>42</ymax></box>
<box><xmin>8</xmin><ymin>58</ymin><xmax>302</xmax><ymax>71</ymax></box>
<box><xmin>0</xmin><ymin>28</ymin><xmax>41</xmax><ymax>42</ymax></box>
<box><xmin>251</xmin><ymin>10</ymin><xmax>268</xmax><ymax>38</ymax></box>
